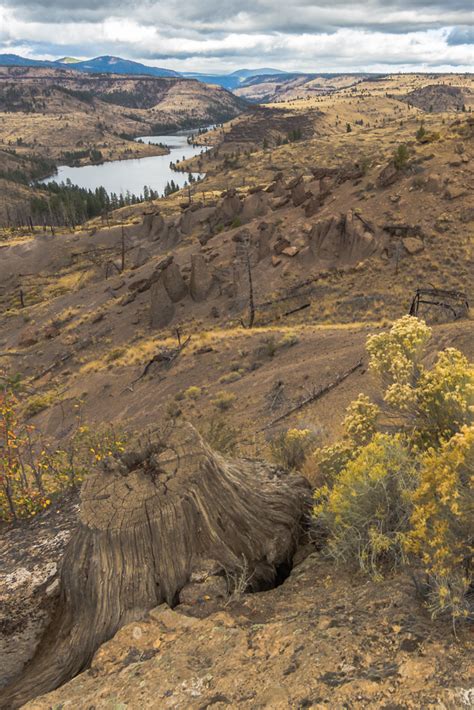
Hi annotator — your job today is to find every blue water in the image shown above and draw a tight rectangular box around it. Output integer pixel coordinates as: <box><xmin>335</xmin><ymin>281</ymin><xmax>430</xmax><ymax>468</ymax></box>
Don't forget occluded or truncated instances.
<box><xmin>41</xmin><ymin>132</ymin><xmax>208</xmax><ymax>197</ymax></box>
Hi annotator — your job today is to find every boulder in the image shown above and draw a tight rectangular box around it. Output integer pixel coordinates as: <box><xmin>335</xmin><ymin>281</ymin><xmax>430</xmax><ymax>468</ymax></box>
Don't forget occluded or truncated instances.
<box><xmin>179</xmin><ymin>205</ymin><xmax>214</xmax><ymax>236</ymax></box>
<box><xmin>18</xmin><ymin>327</ymin><xmax>39</xmax><ymax>348</ymax></box>
<box><xmin>281</xmin><ymin>246</ymin><xmax>300</xmax><ymax>257</ymax></box>
<box><xmin>274</xmin><ymin>237</ymin><xmax>291</xmax><ymax>255</ymax></box>
<box><xmin>162</xmin><ymin>262</ymin><xmax>188</xmax><ymax>302</ymax></box>
<box><xmin>377</xmin><ymin>162</ymin><xmax>401</xmax><ymax>188</ymax></box>
<box><xmin>257</xmin><ymin>221</ymin><xmax>275</xmax><ymax>260</ymax></box>
<box><xmin>305</xmin><ymin>193</ymin><xmax>325</xmax><ymax>218</ymax></box>
<box><xmin>241</xmin><ymin>191</ymin><xmax>269</xmax><ymax>222</ymax></box>
<box><xmin>290</xmin><ymin>177</ymin><xmax>309</xmax><ymax>207</ymax></box>
<box><xmin>402</xmin><ymin>237</ymin><xmax>424</xmax><ymax>255</ymax></box>
<box><xmin>219</xmin><ymin>189</ymin><xmax>242</xmax><ymax>223</ymax></box>
<box><xmin>265</xmin><ymin>174</ymin><xmax>287</xmax><ymax>197</ymax></box>
<box><xmin>150</xmin><ymin>278</ymin><xmax>175</xmax><ymax>328</ymax></box>
<box><xmin>143</xmin><ymin>212</ymin><xmax>166</xmax><ymax>241</ymax></box>
<box><xmin>190</xmin><ymin>254</ymin><xmax>213</xmax><ymax>301</ymax></box>
<box><xmin>132</xmin><ymin>247</ymin><xmax>151</xmax><ymax>269</ymax></box>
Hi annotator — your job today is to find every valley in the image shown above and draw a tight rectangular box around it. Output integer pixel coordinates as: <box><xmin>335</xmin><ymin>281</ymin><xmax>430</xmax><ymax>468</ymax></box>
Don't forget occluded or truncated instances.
<box><xmin>0</xmin><ymin>62</ymin><xmax>472</xmax><ymax>710</ymax></box>
<box><xmin>0</xmin><ymin>66</ymin><xmax>246</xmax><ymax>223</ymax></box>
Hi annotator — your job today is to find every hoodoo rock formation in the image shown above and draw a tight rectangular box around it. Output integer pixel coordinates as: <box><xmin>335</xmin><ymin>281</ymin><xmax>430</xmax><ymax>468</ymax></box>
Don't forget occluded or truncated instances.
<box><xmin>308</xmin><ymin>210</ymin><xmax>379</xmax><ymax>264</ymax></box>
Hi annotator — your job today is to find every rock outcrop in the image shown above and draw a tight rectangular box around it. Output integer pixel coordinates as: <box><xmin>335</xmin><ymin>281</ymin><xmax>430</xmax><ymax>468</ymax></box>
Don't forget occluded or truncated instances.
<box><xmin>308</xmin><ymin>211</ymin><xmax>378</xmax><ymax>264</ymax></box>
<box><xmin>150</xmin><ymin>278</ymin><xmax>175</xmax><ymax>328</ymax></box>
<box><xmin>190</xmin><ymin>254</ymin><xmax>214</xmax><ymax>301</ymax></box>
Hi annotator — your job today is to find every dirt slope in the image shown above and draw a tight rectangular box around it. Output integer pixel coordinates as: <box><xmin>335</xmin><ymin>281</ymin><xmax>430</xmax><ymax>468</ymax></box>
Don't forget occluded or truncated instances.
<box><xmin>23</xmin><ymin>550</ymin><xmax>473</xmax><ymax>710</ymax></box>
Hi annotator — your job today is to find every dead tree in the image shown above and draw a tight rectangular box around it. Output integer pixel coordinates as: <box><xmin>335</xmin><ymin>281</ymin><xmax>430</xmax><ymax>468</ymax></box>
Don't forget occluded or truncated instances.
<box><xmin>2</xmin><ymin>423</ymin><xmax>309</xmax><ymax>708</ymax></box>
<box><xmin>409</xmin><ymin>288</ymin><xmax>469</xmax><ymax>320</ymax></box>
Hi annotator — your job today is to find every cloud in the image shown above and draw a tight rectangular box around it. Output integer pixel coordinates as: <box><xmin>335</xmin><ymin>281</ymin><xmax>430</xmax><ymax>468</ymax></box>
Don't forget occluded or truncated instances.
<box><xmin>0</xmin><ymin>1</ymin><xmax>472</xmax><ymax>72</ymax></box>
<box><xmin>447</xmin><ymin>25</ymin><xmax>474</xmax><ymax>45</ymax></box>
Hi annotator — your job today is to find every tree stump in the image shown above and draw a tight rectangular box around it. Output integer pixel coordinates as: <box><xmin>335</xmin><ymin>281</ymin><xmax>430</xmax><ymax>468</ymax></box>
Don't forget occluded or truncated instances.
<box><xmin>2</xmin><ymin>423</ymin><xmax>309</xmax><ymax>708</ymax></box>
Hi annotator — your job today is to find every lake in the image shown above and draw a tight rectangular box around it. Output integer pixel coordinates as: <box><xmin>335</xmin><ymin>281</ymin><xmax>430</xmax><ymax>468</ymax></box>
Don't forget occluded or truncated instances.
<box><xmin>40</xmin><ymin>131</ymin><xmax>209</xmax><ymax>197</ymax></box>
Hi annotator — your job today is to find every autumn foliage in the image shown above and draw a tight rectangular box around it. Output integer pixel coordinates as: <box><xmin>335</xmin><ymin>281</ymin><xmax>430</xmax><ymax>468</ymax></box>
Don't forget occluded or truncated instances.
<box><xmin>313</xmin><ymin>316</ymin><xmax>473</xmax><ymax>620</ymax></box>
<box><xmin>0</xmin><ymin>379</ymin><xmax>125</xmax><ymax>522</ymax></box>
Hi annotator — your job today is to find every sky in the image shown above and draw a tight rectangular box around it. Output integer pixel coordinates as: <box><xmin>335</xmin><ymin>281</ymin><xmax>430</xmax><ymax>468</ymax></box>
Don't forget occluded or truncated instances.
<box><xmin>0</xmin><ymin>0</ymin><xmax>472</xmax><ymax>74</ymax></box>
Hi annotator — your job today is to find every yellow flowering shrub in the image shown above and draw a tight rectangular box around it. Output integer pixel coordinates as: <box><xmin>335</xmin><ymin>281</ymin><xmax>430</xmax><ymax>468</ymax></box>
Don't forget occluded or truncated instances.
<box><xmin>344</xmin><ymin>394</ymin><xmax>380</xmax><ymax>445</ymax></box>
<box><xmin>312</xmin><ymin>316</ymin><xmax>473</xmax><ymax>620</ymax></box>
<box><xmin>366</xmin><ymin>315</ymin><xmax>431</xmax><ymax>387</ymax></box>
<box><xmin>0</xmin><ymin>382</ymin><xmax>126</xmax><ymax>522</ymax></box>
<box><xmin>314</xmin><ymin>434</ymin><xmax>416</xmax><ymax>578</ymax></box>
<box><xmin>310</xmin><ymin>395</ymin><xmax>380</xmax><ymax>484</ymax></box>
<box><xmin>270</xmin><ymin>428</ymin><xmax>318</xmax><ymax>470</ymax></box>
<box><xmin>405</xmin><ymin>425</ymin><xmax>473</xmax><ymax>619</ymax></box>
<box><xmin>367</xmin><ymin>316</ymin><xmax>473</xmax><ymax>447</ymax></box>
<box><xmin>416</xmin><ymin>349</ymin><xmax>474</xmax><ymax>446</ymax></box>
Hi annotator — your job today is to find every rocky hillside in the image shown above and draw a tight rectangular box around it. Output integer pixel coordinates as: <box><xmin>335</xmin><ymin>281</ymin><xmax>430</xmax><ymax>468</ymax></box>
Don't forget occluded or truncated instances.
<box><xmin>0</xmin><ymin>66</ymin><xmax>247</xmax><ymax>118</ymax></box>
<box><xmin>20</xmin><ymin>553</ymin><xmax>473</xmax><ymax>709</ymax></box>
<box><xmin>0</xmin><ymin>72</ymin><xmax>472</xmax><ymax>709</ymax></box>
<box><xmin>401</xmin><ymin>84</ymin><xmax>470</xmax><ymax>113</ymax></box>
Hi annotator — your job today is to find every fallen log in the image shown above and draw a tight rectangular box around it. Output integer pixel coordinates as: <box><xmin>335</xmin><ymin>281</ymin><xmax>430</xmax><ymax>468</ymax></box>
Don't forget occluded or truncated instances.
<box><xmin>128</xmin><ymin>335</ymin><xmax>192</xmax><ymax>389</ymax></box>
<box><xmin>263</xmin><ymin>359</ymin><xmax>364</xmax><ymax>430</ymax></box>
<box><xmin>2</xmin><ymin>422</ymin><xmax>309</xmax><ymax>708</ymax></box>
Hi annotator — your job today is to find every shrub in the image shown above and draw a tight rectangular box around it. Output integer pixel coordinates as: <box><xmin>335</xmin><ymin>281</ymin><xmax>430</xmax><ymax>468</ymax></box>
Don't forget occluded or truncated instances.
<box><xmin>393</xmin><ymin>144</ymin><xmax>409</xmax><ymax>170</ymax></box>
<box><xmin>310</xmin><ymin>440</ymin><xmax>355</xmax><ymax>484</ymax></box>
<box><xmin>405</xmin><ymin>425</ymin><xmax>473</xmax><ymax>620</ymax></box>
<box><xmin>344</xmin><ymin>394</ymin><xmax>379</xmax><ymax>446</ymax></box>
<box><xmin>24</xmin><ymin>391</ymin><xmax>57</xmax><ymax>418</ymax></box>
<box><xmin>211</xmin><ymin>390</ymin><xmax>236</xmax><ymax>411</ymax></box>
<box><xmin>366</xmin><ymin>315</ymin><xmax>431</xmax><ymax>390</ymax></box>
<box><xmin>366</xmin><ymin>317</ymin><xmax>473</xmax><ymax>447</ymax></box>
<box><xmin>279</xmin><ymin>332</ymin><xmax>299</xmax><ymax>348</ymax></box>
<box><xmin>219</xmin><ymin>371</ymin><xmax>243</xmax><ymax>384</ymax></box>
<box><xmin>415</xmin><ymin>348</ymin><xmax>473</xmax><ymax>446</ymax></box>
<box><xmin>184</xmin><ymin>386</ymin><xmax>202</xmax><ymax>400</ymax></box>
<box><xmin>416</xmin><ymin>122</ymin><xmax>426</xmax><ymax>141</ymax></box>
<box><xmin>270</xmin><ymin>428</ymin><xmax>318</xmax><ymax>470</ymax></box>
<box><xmin>0</xmin><ymin>381</ymin><xmax>127</xmax><ymax>522</ymax></box>
<box><xmin>311</xmin><ymin>316</ymin><xmax>474</xmax><ymax>620</ymax></box>
<box><xmin>257</xmin><ymin>335</ymin><xmax>278</xmax><ymax>358</ymax></box>
<box><xmin>310</xmin><ymin>395</ymin><xmax>379</xmax><ymax>484</ymax></box>
<box><xmin>106</xmin><ymin>347</ymin><xmax>126</xmax><ymax>362</ymax></box>
<box><xmin>314</xmin><ymin>434</ymin><xmax>417</xmax><ymax>579</ymax></box>
<box><xmin>202</xmin><ymin>416</ymin><xmax>241</xmax><ymax>455</ymax></box>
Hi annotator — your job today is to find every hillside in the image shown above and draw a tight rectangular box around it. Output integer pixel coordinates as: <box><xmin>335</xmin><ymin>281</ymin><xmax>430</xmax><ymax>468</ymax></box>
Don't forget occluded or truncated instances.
<box><xmin>0</xmin><ymin>66</ymin><xmax>247</xmax><ymax>223</ymax></box>
<box><xmin>0</xmin><ymin>71</ymin><xmax>473</xmax><ymax>708</ymax></box>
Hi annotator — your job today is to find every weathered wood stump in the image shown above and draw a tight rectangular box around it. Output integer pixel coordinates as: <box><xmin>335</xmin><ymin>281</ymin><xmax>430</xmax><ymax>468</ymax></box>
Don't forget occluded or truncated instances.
<box><xmin>2</xmin><ymin>423</ymin><xmax>309</xmax><ymax>708</ymax></box>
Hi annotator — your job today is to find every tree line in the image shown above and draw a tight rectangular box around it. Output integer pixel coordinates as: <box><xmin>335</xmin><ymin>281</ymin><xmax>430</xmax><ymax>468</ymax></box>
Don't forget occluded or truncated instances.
<box><xmin>27</xmin><ymin>180</ymin><xmax>161</xmax><ymax>228</ymax></box>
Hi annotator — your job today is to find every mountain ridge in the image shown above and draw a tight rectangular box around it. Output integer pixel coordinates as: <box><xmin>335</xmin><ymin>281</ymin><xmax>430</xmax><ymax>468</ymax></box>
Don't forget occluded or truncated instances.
<box><xmin>0</xmin><ymin>53</ymin><xmax>296</xmax><ymax>87</ymax></box>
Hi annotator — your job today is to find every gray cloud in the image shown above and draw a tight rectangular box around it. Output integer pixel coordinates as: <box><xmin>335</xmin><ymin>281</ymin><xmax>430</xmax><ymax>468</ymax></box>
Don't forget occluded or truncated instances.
<box><xmin>3</xmin><ymin>0</ymin><xmax>473</xmax><ymax>31</ymax></box>
<box><xmin>0</xmin><ymin>0</ymin><xmax>472</xmax><ymax>71</ymax></box>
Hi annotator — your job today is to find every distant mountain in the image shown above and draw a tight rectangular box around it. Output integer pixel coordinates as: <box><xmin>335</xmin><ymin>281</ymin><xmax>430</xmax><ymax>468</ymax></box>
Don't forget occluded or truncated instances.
<box><xmin>60</xmin><ymin>56</ymin><xmax>180</xmax><ymax>78</ymax></box>
<box><xmin>0</xmin><ymin>54</ymin><xmax>56</xmax><ymax>68</ymax></box>
<box><xmin>183</xmin><ymin>68</ymin><xmax>292</xmax><ymax>90</ymax></box>
<box><xmin>230</xmin><ymin>68</ymin><xmax>291</xmax><ymax>79</ymax></box>
<box><xmin>0</xmin><ymin>54</ymin><xmax>179</xmax><ymax>78</ymax></box>
<box><xmin>0</xmin><ymin>54</ymin><xmax>294</xmax><ymax>89</ymax></box>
